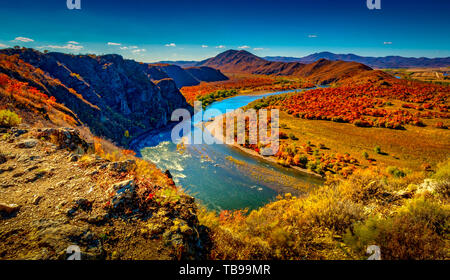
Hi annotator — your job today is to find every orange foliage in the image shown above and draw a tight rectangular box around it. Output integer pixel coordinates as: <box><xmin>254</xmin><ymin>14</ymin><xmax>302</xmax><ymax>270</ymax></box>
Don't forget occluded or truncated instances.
<box><xmin>261</xmin><ymin>81</ymin><xmax>449</xmax><ymax>129</ymax></box>
<box><xmin>122</xmin><ymin>149</ymin><xmax>137</xmax><ymax>156</ymax></box>
<box><xmin>0</xmin><ymin>73</ymin><xmax>56</xmax><ymax>105</ymax></box>
<box><xmin>180</xmin><ymin>75</ymin><xmax>314</xmax><ymax>104</ymax></box>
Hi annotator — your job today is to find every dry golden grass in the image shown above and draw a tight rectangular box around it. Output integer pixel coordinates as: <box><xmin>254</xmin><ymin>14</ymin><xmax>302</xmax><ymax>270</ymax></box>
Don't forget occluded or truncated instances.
<box><xmin>278</xmin><ymin>111</ymin><xmax>450</xmax><ymax>172</ymax></box>
<box><xmin>383</xmin><ymin>68</ymin><xmax>450</xmax><ymax>84</ymax></box>
<box><xmin>200</xmin><ymin>161</ymin><xmax>449</xmax><ymax>260</ymax></box>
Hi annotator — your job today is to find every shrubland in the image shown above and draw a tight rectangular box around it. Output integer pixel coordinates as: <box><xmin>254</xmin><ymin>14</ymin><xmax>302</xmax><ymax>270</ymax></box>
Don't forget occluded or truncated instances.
<box><xmin>0</xmin><ymin>109</ymin><xmax>21</xmax><ymax>128</ymax></box>
<box><xmin>0</xmin><ymin>71</ymin><xmax>79</xmax><ymax>128</ymax></box>
<box><xmin>200</xmin><ymin>163</ymin><xmax>449</xmax><ymax>259</ymax></box>
<box><xmin>230</xmin><ymin>79</ymin><xmax>450</xmax><ymax>177</ymax></box>
<box><xmin>248</xmin><ymin>81</ymin><xmax>449</xmax><ymax>130</ymax></box>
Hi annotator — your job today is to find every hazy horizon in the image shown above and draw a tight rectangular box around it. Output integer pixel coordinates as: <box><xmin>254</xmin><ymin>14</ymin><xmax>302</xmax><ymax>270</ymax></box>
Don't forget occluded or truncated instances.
<box><xmin>1</xmin><ymin>0</ymin><xmax>449</xmax><ymax>62</ymax></box>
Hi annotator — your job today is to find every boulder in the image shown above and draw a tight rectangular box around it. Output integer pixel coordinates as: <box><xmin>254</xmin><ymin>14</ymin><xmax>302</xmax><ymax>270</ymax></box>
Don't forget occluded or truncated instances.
<box><xmin>107</xmin><ymin>179</ymin><xmax>136</xmax><ymax>209</ymax></box>
<box><xmin>109</xmin><ymin>160</ymin><xmax>136</xmax><ymax>173</ymax></box>
<box><xmin>0</xmin><ymin>203</ymin><xmax>20</xmax><ymax>214</ymax></box>
<box><xmin>0</xmin><ymin>153</ymin><xmax>6</xmax><ymax>164</ymax></box>
<box><xmin>15</xmin><ymin>139</ymin><xmax>38</xmax><ymax>149</ymax></box>
<box><xmin>10</xmin><ymin>127</ymin><xmax>28</xmax><ymax>137</ymax></box>
<box><xmin>35</xmin><ymin>128</ymin><xmax>92</xmax><ymax>152</ymax></box>
<box><xmin>34</xmin><ymin>223</ymin><xmax>104</xmax><ymax>260</ymax></box>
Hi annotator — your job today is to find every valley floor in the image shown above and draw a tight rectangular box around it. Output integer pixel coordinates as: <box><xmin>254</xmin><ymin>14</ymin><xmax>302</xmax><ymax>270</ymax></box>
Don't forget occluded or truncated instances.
<box><xmin>277</xmin><ymin>111</ymin><xmax>450</xmax><ymax>172</ymax></box>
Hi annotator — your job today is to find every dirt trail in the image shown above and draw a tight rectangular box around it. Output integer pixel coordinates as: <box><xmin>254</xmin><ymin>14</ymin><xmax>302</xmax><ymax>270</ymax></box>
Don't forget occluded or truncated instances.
<box><xmin>0</xmin><ymin>126</ymin><xmax>208</xmax><ymax>260</ymax></box>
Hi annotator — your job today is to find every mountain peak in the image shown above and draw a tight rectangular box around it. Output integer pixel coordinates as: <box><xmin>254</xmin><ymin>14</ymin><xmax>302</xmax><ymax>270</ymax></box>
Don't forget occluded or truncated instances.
<box><xmin>219</xmin><ymin>49</ymin><xmax>253</xmax><ymax>55</ymax></box>
<box><xmin>215</xmin><ymin>49</ymin><xmax>261</xmax><ymax>60</ymax></box>
<box><xmin>197</xmin><ymin>49</ymin><xmax>266</xmax><ymax>70</ymax></box>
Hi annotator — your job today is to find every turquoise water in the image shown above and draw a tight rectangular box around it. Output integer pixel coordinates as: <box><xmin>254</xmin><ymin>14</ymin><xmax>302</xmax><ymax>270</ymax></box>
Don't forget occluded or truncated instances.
<box><xmin>136</xmin><ymin>89</ymin><xmax>324</xmax><ymax>211</ymax></box>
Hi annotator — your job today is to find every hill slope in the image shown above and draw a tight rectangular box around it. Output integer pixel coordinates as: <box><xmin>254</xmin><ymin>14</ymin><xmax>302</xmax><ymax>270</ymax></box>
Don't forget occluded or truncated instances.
<box><xmin>0</xmin><ymin>125</ymin><xmax>208</xmax><ymax>260</ymax></box>
<box><xmin>147</xmin><ymin>64</ymin><xmax>228</xmax><ymax>88</ymax></box>
<box><xmin>184</xmin><ymin>66</ymin><xmax>228</xmax><ymax>82</ymax></box>
<box><xmin>0</xmin><ymin>48</ymin><xmax>191</xmax><ymax>145</ymax></box>
<box><xmin>162</xmin><ymin>51</ymin><xmax>450</xmax><ymax>70</ymax></box>
<box><xmin>197</xmin><ymin>50</ymin><xmax>378</xmax><ymax>84</ymax></box>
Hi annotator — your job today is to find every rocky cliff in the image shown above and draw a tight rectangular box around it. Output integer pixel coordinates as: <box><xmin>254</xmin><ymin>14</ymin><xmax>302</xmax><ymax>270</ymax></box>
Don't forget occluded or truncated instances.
<box><xmin>0</xmin><ymin>48</ymin><xmax>191</xmax><ymax>145</ymax></box>
<box><xmin>148</xmin><ymin>64</ymin><xmax>228</xmax><ymax>88</ymax></box>
<box><xmin>184</xmin><ymin>66</ymin><xmax>228</xmax><ymax>82</ymax></box>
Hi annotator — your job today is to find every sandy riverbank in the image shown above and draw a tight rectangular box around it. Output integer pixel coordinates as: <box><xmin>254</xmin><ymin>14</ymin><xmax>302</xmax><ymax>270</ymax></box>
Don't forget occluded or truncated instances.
<box><xmin>202</xmin><ymin>118</ymin><xmax>324</xmax><ymax>179</ymax></box>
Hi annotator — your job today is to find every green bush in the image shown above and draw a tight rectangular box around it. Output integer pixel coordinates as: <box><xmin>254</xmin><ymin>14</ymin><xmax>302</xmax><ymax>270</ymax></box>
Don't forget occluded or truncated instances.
<box><xmin>288</xmin><ymin>133</ymin><xmax>298</xmax><ymax>140</ymax></box>
<box><xmin>344</xmin><ymin>197</ymin><xmax>449</xmax><ymax>259</ymax></box>
<box><xmin>0</xmin><ymin>110</ymin><xmax>21</xmax><ymax>128</ymax></box>
<box><xmin>306</xmin><ymin>161</ymin><xmax>317</xmax><ymax>171</ymax></box>
<box><xmin>374</xmin><ymin>146</ymin><xmax>382</xmax><ymax>154</ymax></box>
<box><xmin>386</xmin><ymin>166</ymin><xmax>407</xmax><ymax>178</ymax></box>
<box><xmin>432</xmin><ymin>161</ymin><xmax>450</xmax><ymax>182</ymax></box>
<box><xmin>362</xmin><ymin>151</ymin><xmax>369</xmax><ymax>159</ymax></box>
<box><xmin>297</xmin><ymin>155</ymin><xmax>308</xmax><ymax>167</ymax></box>
<box><xmin>198</xmin><ymin>89</ymin><xmax>238</xmax><ymax>107</ymax></box>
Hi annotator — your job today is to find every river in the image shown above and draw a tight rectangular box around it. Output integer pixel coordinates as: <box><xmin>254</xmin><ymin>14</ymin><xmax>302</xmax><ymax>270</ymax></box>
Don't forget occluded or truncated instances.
<box><xmin>133</xmin><ymin>89</ymin><xmax>324</xmax><ymax>211</ymax></box>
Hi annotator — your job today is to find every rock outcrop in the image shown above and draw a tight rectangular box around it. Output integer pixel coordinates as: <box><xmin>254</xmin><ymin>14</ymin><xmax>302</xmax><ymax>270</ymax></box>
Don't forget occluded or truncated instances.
<box><xmin>0</xmin><ymin>48</ymin><xmax>192</xmax><ymax>145</ymax></box>
<box><xmin>148</xmin><ymin>64</ymin><xmax>228</xmax><ymax>88</ymax></box>
<box><xmin>184</xmin><ymin>66</ymin><xmax>229</xmax><ymax>82</ymax></box>
<box><xmin>0</xmin><ymin>126</ymin><xmax>209</xmax><ymax>260</ymax></box>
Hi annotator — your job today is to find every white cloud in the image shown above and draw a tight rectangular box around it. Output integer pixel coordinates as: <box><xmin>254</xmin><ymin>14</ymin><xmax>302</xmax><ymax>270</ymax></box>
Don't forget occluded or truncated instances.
<box><xmin>201</xmin><ymin>45</ymin><xmax>208</xmax><ymax>48</ymax></box>
<box><xmin>253</xmin><ymin>47</ymin><xmax>264</xmax><ymax>51</ymax></box>
<box><xmin>0</xmin><ymin>43</ymin><xmax>8</xmax><ymax>48</ymax></box>
<box><xmin>216</xmin><ymin>45</ymin><xmax>226</xmax><ymax>49</ymax></box>
<box><xmin>238</xmin><ymin>45</ymin><xmax>250</xmax><ymax>49</ymax></box>
<box><xmin>67</xmin><ymin>41</ymin><xmax>79</xmax><ymax>45</ymax></box>
<box><xmin>14</xmin><ymin>37</ymin><xmax>34</xmax><ymax>42</ymax></box>
<box><xmin>165</xmin><ymin>43</ymin><xmax>176</xmax><ymax>47</ymax></box>
<box><xmin>38</xmin><ymin>43</ymin><xmax>83</xmax><ymax>51</ymax></box>
<box><xmin>117</xmin><ymin>45</ymin><xmax>144</xmax><ymax>52</ymax></box>
<box><xmin>308</xmin><ymin>34</ymin><xmax>318</xmax><ymax>38</ymax></box>
<box><xmin>383</xmin><ymin>41</ymin><xmax>392</xmax><ymax>45</ymax></box>
<box><xmin>107</xmin><ymin>42</ymin><xmax>121</xmax><ymax>46</ymax></box>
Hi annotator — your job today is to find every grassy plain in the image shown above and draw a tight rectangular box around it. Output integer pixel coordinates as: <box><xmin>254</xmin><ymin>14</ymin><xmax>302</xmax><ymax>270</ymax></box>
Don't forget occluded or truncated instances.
<box><xmin>278</xmin><ymin>111</ymin><xmax>450</xmax><ymax>172</ymax></box>
<box><xmin>383</xmin><ymin>67</ymin><xmax>450</xmax><ymax>85</ymax></box>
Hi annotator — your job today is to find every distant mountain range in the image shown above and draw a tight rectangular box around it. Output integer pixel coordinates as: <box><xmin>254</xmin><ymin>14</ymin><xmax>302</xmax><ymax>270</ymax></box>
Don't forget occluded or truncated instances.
<box><xmin>188</xmin><ymin>50</ymin><xmax>387</xmax><ymax>85</ymax></box>
<box><xmin>265</xmin><ymin>52</ymin><xmax>450</xmax><ymax>69</ymax></box>
<box><xmin>161</xmin><ymin>51</ymin><xmax>450</xmax><ymax>69</ymax></box>
<box><xmin>159</xmin><ymin>61</ymin><xmax>199</xmax><ymax>68</ymax></box>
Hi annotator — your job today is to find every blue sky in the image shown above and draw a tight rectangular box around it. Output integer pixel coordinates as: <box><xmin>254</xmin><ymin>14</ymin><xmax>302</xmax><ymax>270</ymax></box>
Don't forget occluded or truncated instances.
<box><xmin>0</xmin><ymin>0</ymin><xmax>449</xmax><ymax>62</ymax></box>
